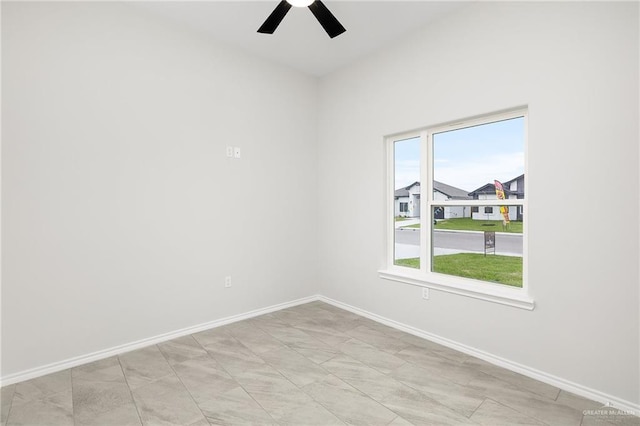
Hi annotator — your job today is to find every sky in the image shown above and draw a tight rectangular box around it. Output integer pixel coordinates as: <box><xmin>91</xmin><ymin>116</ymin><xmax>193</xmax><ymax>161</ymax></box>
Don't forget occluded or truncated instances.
<box><xmin>394</xmin><ymin>117</ymin><xmax>525</xmax><ymax>192</ymax></box>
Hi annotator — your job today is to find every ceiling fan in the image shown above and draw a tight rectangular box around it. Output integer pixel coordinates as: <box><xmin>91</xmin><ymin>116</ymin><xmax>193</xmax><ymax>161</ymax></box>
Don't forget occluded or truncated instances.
<box><xmin>258</xmin><ymin>0</ymin><xmax>346</xmax><ymax>39</ymax></box>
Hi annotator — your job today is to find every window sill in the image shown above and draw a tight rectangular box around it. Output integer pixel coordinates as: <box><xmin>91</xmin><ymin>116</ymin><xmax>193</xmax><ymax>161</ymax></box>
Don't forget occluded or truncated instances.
<box><xmin>378</xmin><ymin>268</ymin><xmax>535</xmax><ymax>310</ymax></box>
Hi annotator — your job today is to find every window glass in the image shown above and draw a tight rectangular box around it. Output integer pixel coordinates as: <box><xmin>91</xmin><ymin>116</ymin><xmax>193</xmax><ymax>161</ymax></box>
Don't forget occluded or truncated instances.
<box><xmin>394</xmin><ymin>137</ymin><xmax>420</xmax><ymax>269</ymax></box>
<box><xmin>431</xmin><ymin>205</ymin><xmax>524</xmax><ymax>287</ymax></box>
<box><xmin>430</xmin><ymin>116</ymin><xmax>525</xmax><ymax>287</ymax></box>
<box><xmin>432</xmin><ymin>117</ymin><xmax>525</xmax><ymax>194</ymax></box>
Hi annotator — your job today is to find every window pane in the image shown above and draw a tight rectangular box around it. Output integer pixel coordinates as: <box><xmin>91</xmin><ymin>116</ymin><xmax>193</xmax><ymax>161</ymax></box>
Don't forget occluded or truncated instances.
<box><xmin>394</xmin><ymin>136</ymin><xmax>420</xmax><ymax>269</ymax></box>
<box><xmin>431</xmin><ymin>116</ymin><xmax>525</xmax><ymax>286</ymax></box>
<box><xmin>432</xmin><ymin>205</ymin><xmax>523</xmax><ymax>287</ymax></box>
<box><xmin>433</xmin><ymin>117</ymin><xmax>525</xmax><ymax>198</ymax></box>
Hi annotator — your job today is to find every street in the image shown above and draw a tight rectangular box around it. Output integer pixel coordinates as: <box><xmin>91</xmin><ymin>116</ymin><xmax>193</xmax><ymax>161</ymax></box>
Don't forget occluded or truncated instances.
<box><xmin>395</xmin><ymin>228</ymin><xmax>522</xmax><ymax>256</ymax></box>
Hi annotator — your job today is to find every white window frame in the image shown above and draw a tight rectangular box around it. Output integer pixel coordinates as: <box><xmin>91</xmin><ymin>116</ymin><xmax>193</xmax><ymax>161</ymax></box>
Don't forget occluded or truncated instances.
<box><xmin>379</xmin><ymin>108</ymin><xmax>534</xmax><ymax>310</ymax></box>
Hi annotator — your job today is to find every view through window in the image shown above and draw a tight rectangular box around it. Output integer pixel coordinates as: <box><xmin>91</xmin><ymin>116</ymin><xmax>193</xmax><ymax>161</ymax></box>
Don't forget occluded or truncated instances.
<box><xmin>393</xmin><ymin>136</ymin><xmax>421</xmax><ymax>269</ymax></box>
<box><xmin>392</xmin><ymin>112</ymin><xmax>525</xmax><ymax>288</ymax></box>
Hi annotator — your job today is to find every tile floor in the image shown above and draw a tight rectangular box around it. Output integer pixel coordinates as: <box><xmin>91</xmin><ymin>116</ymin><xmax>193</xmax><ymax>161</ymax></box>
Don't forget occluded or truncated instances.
<box><xmin>1</xmin><ymin>301</ymin><xmax>638</xmax><ymax>425</ymax></box>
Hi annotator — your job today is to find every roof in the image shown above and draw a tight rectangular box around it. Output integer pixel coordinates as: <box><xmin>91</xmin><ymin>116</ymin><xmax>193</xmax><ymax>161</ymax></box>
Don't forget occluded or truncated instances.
<box><xmin>433</xmin><ymin>181</ymin><xmax>471</xmax><ymax>200</ymax></box>
<box><xmin>394</xmin><ymin>181</ymin><xmax>420</xmax><ymax>198</ymax></box>
<box><xmin>468</xmin><ymin>183</ymin><xmax>508</xmax><ymax>196</ymax></box>
<box><xmin>503</xmin><ymin>174</ymin><xmax>524</xmax><ymax>186</ymax></box>
<box><xmin>394</xmin><ymin>176</ymin><xmax>525</xmax><ymax>199</ymax></box>
<box><xmin>395</xmin><ymin>181</ymin><xmax>469</xmax><ymax>199</ymax></box>
<box><xmin>468</xmin><ymin>175</ymin><xmax>525</xmax><ymax>197</ymax></box>
<box><xmin>503</xmin><ymin>174</ymin><xmax>525</xmax><ymax>196</ymax></box>
<box><xmin>394</xmin><ymin>188</ymin><xmax>409</xmax><ymax>198</ymax></box>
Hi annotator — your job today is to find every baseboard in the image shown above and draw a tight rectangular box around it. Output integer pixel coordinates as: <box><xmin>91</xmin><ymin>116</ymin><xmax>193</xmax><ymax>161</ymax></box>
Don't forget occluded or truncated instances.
<box><xmin>318</xmin><ymin>295</ymin><xmax>640</xmax><ymax>415</ymax></box>
<box><xmin>3</xmin><ymin>293</ymin><xmax>638</xmax><ymax>416</ymax></box>
<box><xmin>0</xmin><ymin>295</ymin><xmax>319</xmax><ymax>387</ymax></box>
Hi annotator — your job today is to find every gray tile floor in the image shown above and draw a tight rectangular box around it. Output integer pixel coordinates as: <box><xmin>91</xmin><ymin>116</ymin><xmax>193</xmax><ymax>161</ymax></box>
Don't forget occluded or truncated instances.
<box><xmin>1</xmin><ymin>301</ymin><xmax>638</xmax><ymax>426</ymax></box>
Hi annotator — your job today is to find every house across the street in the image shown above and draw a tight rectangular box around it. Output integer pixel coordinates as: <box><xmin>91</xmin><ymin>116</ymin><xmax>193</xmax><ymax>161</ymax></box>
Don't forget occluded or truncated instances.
<box><xmin>394</xmin><ymin>181</ymin><xmax>421</xmax><ymax>218</ymax></box>
<box><xmin>395</xmin><ymin>175</ymin><xmax>525</xmax><ymax>221</ymax></box>
<box><xmin>468</xmin><ymin>174</ymin><xmax>524</xmax><ymax>221</ymax></box>
<box><xmin>395</xmin><ymin>181</ymin><xmax>472</xmax><ymax>219</ymax></box>
<box><xmin>433</xmin><ymin>181</ymin><xmax>472</xmax><ymax>219</ymax></box>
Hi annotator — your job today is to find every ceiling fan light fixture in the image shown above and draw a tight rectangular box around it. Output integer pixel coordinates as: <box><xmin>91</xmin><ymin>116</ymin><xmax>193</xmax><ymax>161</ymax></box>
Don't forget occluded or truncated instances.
<box><xmin>286</xmin><ymin>0</ymin><xmax>314</xmax><ymax>8</ymax></box>
<box><xmin>258</xmin><ymin>0</ymin><xmax>345</xmax><ymax>38</ymax></box>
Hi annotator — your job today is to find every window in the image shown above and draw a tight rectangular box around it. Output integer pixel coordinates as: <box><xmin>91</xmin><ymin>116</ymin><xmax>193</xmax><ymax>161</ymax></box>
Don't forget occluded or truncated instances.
<box><xmin>382</xmin><ymin>108</ymin><xmax>532</xmax><ymax>310</ymax></box>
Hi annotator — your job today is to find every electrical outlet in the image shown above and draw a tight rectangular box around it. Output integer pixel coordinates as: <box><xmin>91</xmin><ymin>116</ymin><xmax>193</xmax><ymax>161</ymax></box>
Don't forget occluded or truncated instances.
<box><xmin>233</xmin><ymin>147</ymin><xmax>241</xmax><ymax>159</ymax></box>
<box><xmin>226</xmin><ymin>146</ymin><xmax>234</xmax><ymax>158</ymax></box>
<box><xmin>224</xmin><ymin>276</ymin><xmax>232</xmax><ymax>288</ymax></box>
<box><xmin>422</xmin><ymin>288</ymin><xmax>430</xmax><ymax>300</ymax></box>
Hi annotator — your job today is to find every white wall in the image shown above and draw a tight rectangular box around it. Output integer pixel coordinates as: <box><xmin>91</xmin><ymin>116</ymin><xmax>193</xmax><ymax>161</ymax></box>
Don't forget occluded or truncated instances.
<box><xmin>317</xmin><ymin>1</ymin><xmax>639</xmax><ymax>406</ymax></box>
<box><xmin>1</xmin><ymin>2</ymin><xmax>319</xmax><ymax>377</ymax></box>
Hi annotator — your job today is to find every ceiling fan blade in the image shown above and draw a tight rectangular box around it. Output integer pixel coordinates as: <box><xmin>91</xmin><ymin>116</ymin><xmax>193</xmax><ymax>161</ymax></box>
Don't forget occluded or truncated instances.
<box><xmin>258</xmin><ymin>1</ymin><xmax>292</xmax><ymax>34</ymax></box>
<box><xmin>308</xmin><ymin>1</ymin><xmax>346</xmax><ymax>38</ymax></box>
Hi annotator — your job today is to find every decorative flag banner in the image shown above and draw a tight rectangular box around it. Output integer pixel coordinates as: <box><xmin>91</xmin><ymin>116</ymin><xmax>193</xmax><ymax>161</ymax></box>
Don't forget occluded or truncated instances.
<box><xmin>494</xmin><ymin>180</ymin><xmax>510</xmax><ymax>224</ymax></box>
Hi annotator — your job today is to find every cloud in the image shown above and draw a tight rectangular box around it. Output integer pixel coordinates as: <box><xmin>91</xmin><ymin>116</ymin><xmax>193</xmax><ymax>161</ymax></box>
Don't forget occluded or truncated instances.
<box><xmin>394</xmin><ymin>152</ymin><xmax>524</xmax><ymax>192</ymax></box>
<box><xmin>434</xmin><ymin>152</ymin><xmax>524</xmax><ymax>192</ymax></box>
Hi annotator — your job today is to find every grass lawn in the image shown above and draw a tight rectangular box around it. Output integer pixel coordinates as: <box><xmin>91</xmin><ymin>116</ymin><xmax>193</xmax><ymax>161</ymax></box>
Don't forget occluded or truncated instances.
<box><xmin>401</xmin><ymin>218</ymin><xmax>522</xmax><ymax>232</ymax></box>
<box><xmin>395</xmin><ymin>253</ymin><xmax>522</xmax><ymax>287</ymax></box>
<box><xmin>436</xmin><ymin>217</ymin><xmax>522</xmax><ymax>233</ymax></box>
<box><xmin>395</xmin><ymin>258</ymin><xmax>420</xmax><ymax>268</ymax></box>
<box><xmin>395</xmin><ymin>216</ymin><xmax>408</xmax><ymax>222</ymax></box>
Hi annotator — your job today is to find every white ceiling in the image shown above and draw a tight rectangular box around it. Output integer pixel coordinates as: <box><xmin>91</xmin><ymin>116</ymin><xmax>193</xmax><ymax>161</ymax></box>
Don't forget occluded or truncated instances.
<box><xmin>131</xmin><ymin>1</ymin><xmax>471</xmax><ymax>77</ymax></box>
